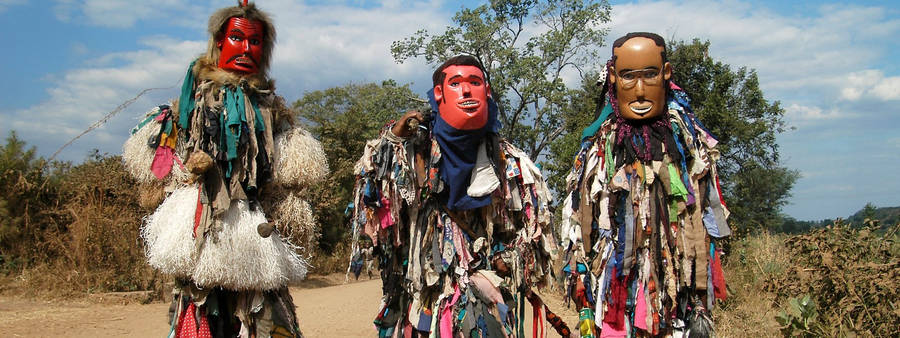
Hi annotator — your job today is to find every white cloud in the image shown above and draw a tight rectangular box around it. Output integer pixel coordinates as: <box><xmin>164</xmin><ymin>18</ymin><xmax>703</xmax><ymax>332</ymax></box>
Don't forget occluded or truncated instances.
<box><xmin>608</xmin><ymin>1</ymin><xmax>900</xmax><ymax>110</ymax></box>
<box><xmin>5</xmin><ymin>36</ymin><xmax>204</xmax><ymax>160</ymax></box>
<box><xmin>4</xmin><ymin>1</ymin><xmax>451</xmax><ymax>161</ymax></box>
<box><xmin>0</xmin><ymin>0</ymin><xmax>26</xmax><ymax>13</ymax></box>
<box><xmin>52</xmin><ymin>0</ymin><xmax>208</xmax><ymax>29</ymax></box>
<box><xmin>785</xmin><ymin>103</ymin><xmax>841</xmax><ymax>122</ymax></box>
<box><xmin>70</xmin><ymin>42</ymin><xmax>89</xmax><ymax>55</ymax></box>
<box><xmin>265</xmin><ymin>1</ymin><xmax>446</xmax><ymax>93</ymax></box>
<box><xmin>889</xmin><ymin>137</ymin><xmax>900</xmax><ymax>149</ymax></box>
<box><xmin>839</xmin><ymin>70</ymin><xmax>900</xmax><ymax>102</ymax></box>
<box><xmin>871</xmin><ymin>76</ymin><xmax>900</xmax><ymax>101</ymax></box>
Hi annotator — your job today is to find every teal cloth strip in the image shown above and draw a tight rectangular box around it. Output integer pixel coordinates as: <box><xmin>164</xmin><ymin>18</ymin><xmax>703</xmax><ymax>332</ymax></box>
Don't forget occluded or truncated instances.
<box><xmin>177</xmin><ymin>60</ymin><xmax>197</xmax><ymax>130</ymax></box>
<box><xmin>251</xmin><ymin>95</ymin><xmax>265</xmax><ymax>132</ymax></box>
<box><xmin>130</xmin><ymin>110</ymin><xmax>161</xmax><ymax>135</ymax></box>
<box><xmin>222</xmin><ymin>86</ymin><xmax>255</xmax><ymax>178</ymax></box>
<box><xmin>580</xmin><ymin>96</ymin><xmax>614</xmax><ymax>141</ymax></box>
<box><xmin>223</xmin><ymin>86</ymin><xmax>247</xmax><ymax>162</ymax></box>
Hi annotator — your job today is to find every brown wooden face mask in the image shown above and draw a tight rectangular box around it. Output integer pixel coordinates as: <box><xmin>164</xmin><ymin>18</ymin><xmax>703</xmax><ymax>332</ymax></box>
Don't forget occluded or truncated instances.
<box><xmin>611</xmin><ymin>37</ymin><xmax>672</xmax><ymax>121</ymax></box>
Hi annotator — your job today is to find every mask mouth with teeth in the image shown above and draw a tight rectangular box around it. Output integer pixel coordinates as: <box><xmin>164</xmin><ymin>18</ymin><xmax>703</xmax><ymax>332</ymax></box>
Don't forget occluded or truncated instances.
<box><xmin>434</xmin><ymin>64</ymin><xmax>490</xmax><ymax>130</ymax></box>
<box><xmin>457</xmin><ymin>98</ymin><xmax>482</xmax><ymax>112</ymax></box>
<box><xmin>216</xmin><ymin>17</ymin><xmax>265</xmax><ymax>74</ymax></box>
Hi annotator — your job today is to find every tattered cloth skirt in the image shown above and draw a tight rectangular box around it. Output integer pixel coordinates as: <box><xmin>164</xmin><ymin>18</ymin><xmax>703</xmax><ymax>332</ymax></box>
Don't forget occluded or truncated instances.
<box><xmin>142</xmin><ymin>186</ymin><xmax>308</xmax><ymax>291</ymax></box>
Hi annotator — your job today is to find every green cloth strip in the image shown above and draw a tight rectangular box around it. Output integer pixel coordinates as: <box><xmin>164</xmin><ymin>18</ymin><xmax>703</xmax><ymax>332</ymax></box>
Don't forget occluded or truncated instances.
<box><xmin>177</xmin><ymin>60</ymin><xmax>197</xmax><ymax>130</ymax></box>
<box><xmin>130</xmin><ymin>109</ymin><xmax>161</xmax><ymax>135</ymax></box>
<box><xmin>251</xmin><ymin>94</ymin><xmax>265</xmax><ymax>132</ymax></box>
<box><xmin>580</xmin><ymin>97</ymin><xmax>613</xmax><ymax>141</ymax></box>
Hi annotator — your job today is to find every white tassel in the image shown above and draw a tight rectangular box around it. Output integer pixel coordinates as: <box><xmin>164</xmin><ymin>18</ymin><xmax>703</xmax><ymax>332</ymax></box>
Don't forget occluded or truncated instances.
<box><xmin>123</xmin><ymin>108</ymin><xmax>191</xmax><ymax>184</ymax></box>
<box><xmin>123</xmin><ymin>115</ymin><xmax>162</xmax><ymax>184</ymax></box>
<box><xmin>141</xmin><ymin>186</ymin><xmax>199</xmax><ymax>277</ymax></box>
<box><xmin>142</xmin><ymin>187</ymin><xmax>309</xmax><ymax>290</ymax></box>
<box><xmin>272</xmin><ymin>128</ymin><xmax>328</xmax><ymax>187</ymax></box>
<box><xmin>193</xmin><ymin>199</ymin><xmax>308</xmax><ymax>290</ymax></box>
<box><xmin>272</xmin><ymin>191</ymin><xmax>319</xmax><ymax>255</ymax></box>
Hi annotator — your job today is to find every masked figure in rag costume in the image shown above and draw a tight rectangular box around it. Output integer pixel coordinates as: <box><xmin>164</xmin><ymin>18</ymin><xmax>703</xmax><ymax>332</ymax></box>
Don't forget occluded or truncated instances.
<box><xmin>122</xmin><ymin>2</ymin><xmax>327</xmax><ymax>337</ymax></box>
<box><xmin>560</xmin><ymin>32</ymin><xmax>730</xmax><ymax>337</ymax></box>
<box><xmin>350</xmin><ymin>55</ymin><xmax>575</xmax><ymax>337</ymax></box>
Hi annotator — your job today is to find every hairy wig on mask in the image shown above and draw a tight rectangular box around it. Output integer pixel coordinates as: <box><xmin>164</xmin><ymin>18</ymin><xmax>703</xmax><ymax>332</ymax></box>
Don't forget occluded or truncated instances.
<box><xmin>432</xmin><ymin>55</ymin><xmax>489</xmax><ymax>87</ymax></box>
<box><xmin>203</xmin><ymin>3</ymin><xmax>276</xmax><ymax>77</ymax></box>
<box><xmin>611</xmin><ymin>32</ymin><xmax>667</xmax><ymax>64</ymax></box>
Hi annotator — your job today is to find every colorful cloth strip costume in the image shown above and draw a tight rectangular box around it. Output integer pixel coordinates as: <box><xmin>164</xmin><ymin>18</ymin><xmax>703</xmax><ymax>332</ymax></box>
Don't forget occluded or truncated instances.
<box><xmin>560</xmin><ymin>33</ymin><xmax>729</xmax><ymax>337</ymax></box>
<box><xmin>350</xmin><ymin>56</ymin><xmax>566</xmax><ymax>337</ymax></box>
<box><xmin>122</xmin><ymin>3</ymin><xmax>327</xmax><ymax>337</ymax></box>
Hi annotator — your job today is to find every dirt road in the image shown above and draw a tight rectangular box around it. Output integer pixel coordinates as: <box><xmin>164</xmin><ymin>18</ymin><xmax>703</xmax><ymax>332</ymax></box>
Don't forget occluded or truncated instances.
<box><xmin>0</xmin><ymin>275</ymin><xmax>577</xmax><ymax>337</ymax></box>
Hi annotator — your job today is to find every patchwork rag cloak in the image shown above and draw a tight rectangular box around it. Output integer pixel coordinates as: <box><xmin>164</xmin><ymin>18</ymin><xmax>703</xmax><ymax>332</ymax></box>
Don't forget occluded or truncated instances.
<box><xmin>123</xmin><ymin>58</ymin><xmax>328</xmax><ymax>338</ymax></box>
<box><xmin>560</xmin><ymin>83</ymin><xmax>730</xmax><ymax>337</ymax></box>
<box><xmin>350</xmin><ymin>92</ymin><xmax>572</xmax><ymax>337</ymax></box>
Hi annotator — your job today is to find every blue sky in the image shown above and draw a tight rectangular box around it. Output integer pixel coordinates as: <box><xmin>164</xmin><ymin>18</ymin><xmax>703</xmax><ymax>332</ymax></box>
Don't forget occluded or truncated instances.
<box><xmin>1</xmin><ymin>0</ymin><xmax>898</xmax><ymax>221</ymax></box>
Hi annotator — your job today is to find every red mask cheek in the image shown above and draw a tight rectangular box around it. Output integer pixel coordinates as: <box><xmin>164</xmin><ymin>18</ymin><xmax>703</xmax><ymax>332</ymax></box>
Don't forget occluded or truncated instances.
<box><xmin>436</xmin><ymin>65</ymin><xmax>490</xmax><ymax>130</ymax></box>
<box><xmin>216</xmin><ymin>17</ymin><xmax>265</xmax><ymax>74</ymax></box>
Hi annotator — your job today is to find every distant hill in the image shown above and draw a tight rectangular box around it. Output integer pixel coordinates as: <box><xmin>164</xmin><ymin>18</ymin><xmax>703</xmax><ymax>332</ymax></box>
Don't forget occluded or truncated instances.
<box><xmin>780</xmin><ymin>204</ymin><xmax>899</xmax><ymax>233</ymax></box>
<box><xmin>846</xmin><ymin>206</ymin><xmax>900</xmax><ymax>226</ymax></box>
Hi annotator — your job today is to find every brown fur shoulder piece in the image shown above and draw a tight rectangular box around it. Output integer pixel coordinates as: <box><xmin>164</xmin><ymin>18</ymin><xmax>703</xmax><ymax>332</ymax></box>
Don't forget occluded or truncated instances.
<box><xmin>202</xmin><ymin>2</ymin><xmax>276</xmax><ymax>79</ymax></box>
<box><xmin>192</xmin><ymin>57</ymin><xmax>273</xmax><ymax>91</ymax></box>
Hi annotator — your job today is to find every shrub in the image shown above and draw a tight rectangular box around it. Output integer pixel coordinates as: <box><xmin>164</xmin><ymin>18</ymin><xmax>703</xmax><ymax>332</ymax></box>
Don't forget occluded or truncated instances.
<box><xmin>768</xmin><ymin>220</ymin><xmax>899</xmax><ymax>336</ymax></box>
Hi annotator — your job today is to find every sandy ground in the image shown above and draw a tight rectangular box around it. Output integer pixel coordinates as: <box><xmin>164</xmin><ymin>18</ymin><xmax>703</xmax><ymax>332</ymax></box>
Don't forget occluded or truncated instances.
<box><xmin>0</xmin><ymin>274</ymin><xmax>578</xmax><ymax>337</ymax></box>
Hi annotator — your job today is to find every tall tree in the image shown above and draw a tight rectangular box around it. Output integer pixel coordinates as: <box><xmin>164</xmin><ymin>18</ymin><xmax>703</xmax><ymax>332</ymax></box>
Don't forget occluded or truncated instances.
<box><xmin>391</xmin><ymin>0</ymin><xmax>611</xmax><ymax>162</ymax></box>
<box><xmin>544</xmin><ymin>70</ymin><xmax>603</xmax><ymax>195</ymax></box>
<box><xmin>293</xmin><ymin>81</ymin><xmax>424</xmax><ymax>252</ymax></box>
<box><xmin>667</xmin><ymin>39</ymin><xmax>799</xmax><ymax>235</ymax></box>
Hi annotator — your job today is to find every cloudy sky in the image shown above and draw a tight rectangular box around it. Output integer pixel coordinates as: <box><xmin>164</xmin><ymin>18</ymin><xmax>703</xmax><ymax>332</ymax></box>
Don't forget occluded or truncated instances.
<box><xmin>1</xmin><ymin>0</ymin><xmax>898</xmax><ymax>221</ymax></box>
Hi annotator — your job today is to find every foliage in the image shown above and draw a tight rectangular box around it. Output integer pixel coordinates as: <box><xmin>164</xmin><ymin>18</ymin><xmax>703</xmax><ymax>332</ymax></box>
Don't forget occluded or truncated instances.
<box><xmin>667</xmin><ymin>39</ymin><xmax>799</xmax><ymax>235</ymax></box>
<box><xmin>0</xmin><ymin>131</ymin><xmax>166</xmax><ymax>297</ymax></box>
<box><xmin>293</xmin><ymin>81</ymin><xmax>424</xmax><ymax>252</ymax></box>
<box><xmin>776</xmin><ymin>203</ymin><xmax>899</xmax><ymax>234</ymax></box>
<box><xmin>848</xmin><ymin>203</ymin><xmax>899</xmax><ymax>228</ymax></box>
<box><xmin>775</xmin><ymin>294</ymin><xmax>824</xmax><ymax>337</ymax></box>
<box><xmin>391</xmin><ymin>0</ymin><xmax>611</xmax><ymax>170</ymax></box>
<box><xmin>766</xmin><ymin>220</ymin><xmax>900</xmax><ymax>336</ymax></box>
<box><xmin>0</xmin><ymin>131</ymin><xmax>59</xmax><ymax>271</ymax></box>
<box><xmin>543</xmin><ymin>70</ymin><xmax>604</xmax><ymax>194</ymax></box>
<box><xmin>307</xmin><ymin>240</ymin><xmax>352</xmax><ymax>275</ymax></box>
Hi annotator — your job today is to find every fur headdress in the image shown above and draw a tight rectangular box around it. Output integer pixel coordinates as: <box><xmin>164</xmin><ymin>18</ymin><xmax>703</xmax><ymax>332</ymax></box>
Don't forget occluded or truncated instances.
<box><xmin>202</xmin><ymin>2</ymin><xmax>277</xmax><ymax>78</ymax></box>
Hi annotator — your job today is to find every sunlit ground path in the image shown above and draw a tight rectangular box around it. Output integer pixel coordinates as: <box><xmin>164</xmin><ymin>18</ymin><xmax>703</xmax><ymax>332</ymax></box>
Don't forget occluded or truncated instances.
<box><xmin>0</xmin><ymin>274</ymin><xmax>577</xmax><ymax>337</ymax></box>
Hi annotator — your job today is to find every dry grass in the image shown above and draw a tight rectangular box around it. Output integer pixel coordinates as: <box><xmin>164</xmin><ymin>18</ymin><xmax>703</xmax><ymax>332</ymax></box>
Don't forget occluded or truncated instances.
<box><xmin>307</xmin><ymin>241</ymin><xmax>353</xmax><ymax>276</ymax></box>
<box><xmin>714</xmin><ymin>232</ymin><xmax>789</xmax><ymax>337</ymax></box>
<box><xmin>1</xmin><ymin>153</ymin><xmax>169</xmax><ymax>300</ymax></box>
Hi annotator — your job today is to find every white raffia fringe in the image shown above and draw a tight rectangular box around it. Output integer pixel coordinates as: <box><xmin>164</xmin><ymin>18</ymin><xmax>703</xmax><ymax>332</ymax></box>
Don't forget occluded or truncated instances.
<box><xmin>272</xmin><ymin>191</ymin><xmax>319</xmax><ymax>255</ymax></box>
<box><xmin>193</xmin><ymin>199</ymin><xmax>308</xmax><ymax>290</ymax></box>
<box><xmin>122</xmin><ymin>108</ymin><xmax>191</xmax><ymax>184</ymax></box>
<box><xmin>272</xmin><ymin>128</ymin><xmax>328</xmax><ymax>187</ymax></box>
<box><xmin>141</xmin><ymin>186</ymin><xmax>199</xmax><ymax>277</ymax></box>
<box><xmin>123</xmin><ymin>115</ymin><xmax>161</xmax><ymax>184</ymax></box>
<box><xmin>142</xmin><ymin>187</ymin><xmax>308</xmax><ymax>290</ymax></box>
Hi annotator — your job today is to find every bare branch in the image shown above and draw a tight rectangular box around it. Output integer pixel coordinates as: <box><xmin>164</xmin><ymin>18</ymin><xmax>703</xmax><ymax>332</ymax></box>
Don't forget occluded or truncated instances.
<box><xmin>48</xmin><ymin>85</ymin><xmax>173</xmax><ymax>163</ymax></box>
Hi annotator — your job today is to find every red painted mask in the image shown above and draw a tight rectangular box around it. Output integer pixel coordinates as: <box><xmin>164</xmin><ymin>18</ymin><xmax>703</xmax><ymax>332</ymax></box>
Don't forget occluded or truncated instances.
<box><xmin>434</xmin><ymin>65</ymin><xmax>490</xmax><ymax>130</ymax></box>
<box><xmin>216</xmin><ymin>17</ymin><xmax>265</xmax><ymax>74</ymax></box>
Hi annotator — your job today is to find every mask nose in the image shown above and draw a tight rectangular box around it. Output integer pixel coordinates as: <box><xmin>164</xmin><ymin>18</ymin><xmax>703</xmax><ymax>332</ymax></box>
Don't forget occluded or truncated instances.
<box><xmin>461</xmin><ymin>83</ymin><xmax>472</xmax><ymax>96</ymax></box>
<box><xmin>634</xmin><ymin>79</ymin><xmax>645</xmax><ymax>98</ymax></box>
